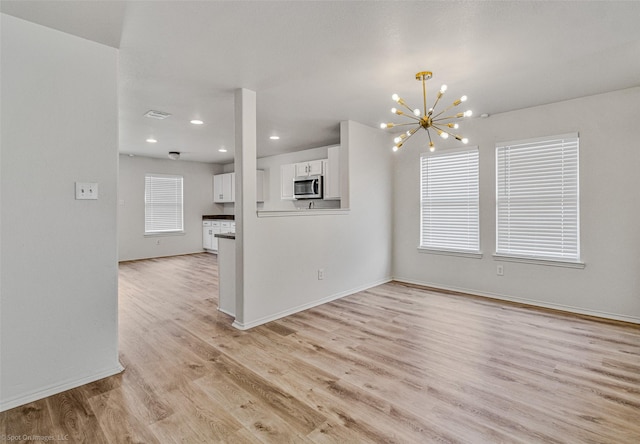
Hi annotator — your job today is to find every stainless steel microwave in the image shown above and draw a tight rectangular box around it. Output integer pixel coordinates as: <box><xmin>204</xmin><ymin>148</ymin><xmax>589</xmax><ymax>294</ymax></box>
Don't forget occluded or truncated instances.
<box><xmin>293</xmin><ymin>175</ymin><xmax>323</xmax><ymax>199</ymax></box>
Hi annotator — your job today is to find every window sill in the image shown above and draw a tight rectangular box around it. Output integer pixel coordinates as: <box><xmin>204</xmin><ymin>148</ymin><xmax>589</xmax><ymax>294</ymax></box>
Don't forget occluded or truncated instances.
<box><xmin>418</xmin><ymin>247</ymin><xmax>483</xmax><ymax>259</ymax></box>
<box><xmin>493</xmin><ymin>254</ymin><xmax>585</xmax><ymax>269</ymax></box>
<box><xmin>144</xmin><ymin>231</ymin><xmax>185</xmax><ymax>237</ymax></box>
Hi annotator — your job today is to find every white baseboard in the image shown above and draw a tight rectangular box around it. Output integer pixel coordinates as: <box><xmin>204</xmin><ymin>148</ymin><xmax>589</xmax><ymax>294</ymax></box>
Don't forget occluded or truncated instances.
<box><xmin>393</xmin><ymin>277</ymin><xmax>640</xmax><ymax>325</ymax></box>
<box><xmin>232</xmin><ymin>276</ymin><xmax>393</xmax><ymax>330</ymax></box>
<box><xmin>0</xmin><ymin>363</ymin><xmax>124</xmax><ymax>413</ymax></box>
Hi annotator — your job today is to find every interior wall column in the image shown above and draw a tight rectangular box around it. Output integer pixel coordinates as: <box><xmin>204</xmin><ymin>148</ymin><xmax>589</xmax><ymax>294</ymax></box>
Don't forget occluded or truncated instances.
<box><xmin>233</xmin><ymin>88</ymin><xmax>257</xmax><ymax>328</ymax></box>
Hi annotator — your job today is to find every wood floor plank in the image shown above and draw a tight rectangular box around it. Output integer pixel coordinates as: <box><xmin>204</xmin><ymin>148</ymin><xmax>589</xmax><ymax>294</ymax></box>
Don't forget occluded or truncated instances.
<box><xmin>2</xmin><ymin>253</ymin><xmax>639</xmax><ymax>443</ymax></box>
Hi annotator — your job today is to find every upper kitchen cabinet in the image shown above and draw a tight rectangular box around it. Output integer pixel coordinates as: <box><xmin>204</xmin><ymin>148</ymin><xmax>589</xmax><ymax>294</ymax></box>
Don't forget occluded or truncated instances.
<box><xmin>213</xmin><ymin>171</ymin><xmax>264</xmax><ymax>203</ymax></box>
<box><xmin>213</xmin><ymin>172</ymin><xmax>235</xmax><ymax>203</ymax></box>
<box><xmin>295</xmin><ymin>159</ymin><xmax>323</xmax><ymax>177</ymax></box>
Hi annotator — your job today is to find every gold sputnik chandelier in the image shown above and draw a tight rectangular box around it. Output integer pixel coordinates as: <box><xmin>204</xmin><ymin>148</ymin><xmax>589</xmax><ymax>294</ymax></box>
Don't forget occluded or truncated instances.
<box><xmin>380</xmin><ymin>71</ymin><xmax>472</xmax><ymax>152</ymax></box>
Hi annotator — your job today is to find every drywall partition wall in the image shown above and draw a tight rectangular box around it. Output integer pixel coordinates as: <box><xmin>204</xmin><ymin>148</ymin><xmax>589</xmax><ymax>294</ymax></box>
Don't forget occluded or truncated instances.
<box><xmin>235</xmin><ymin>120</ymin><xmax>392</xmax><ymax>329</ymax></box>
<box><xmin>0</xmin><ymin>14</ymin><xmax>120</xmax><ymax>411</ymax></box>
<box><xmin>393</xmin><ymin>87</ymin><xmax>640</xmax><ymax>323</ymax></box>
<box><xmin>118</xmin><ymin>155</ymin><xmax>222</xmax><ymax>261</ymax></box>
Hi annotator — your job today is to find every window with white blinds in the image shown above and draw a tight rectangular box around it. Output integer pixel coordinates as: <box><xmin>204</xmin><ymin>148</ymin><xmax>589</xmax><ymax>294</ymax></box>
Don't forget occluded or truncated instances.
<box><xmin>144</xmin><ymin>174</ymin><xmax>184</xmax><ymax>234</ymax></box>
<box><xmin>420</xmin><ymin>148</ymin><xmax>480</xmax><ymax>253</ymax></box>
<box><xmin>496</xmin><ymin>133</ymin><xmax>580</xmax><ymax>262</ymax></box>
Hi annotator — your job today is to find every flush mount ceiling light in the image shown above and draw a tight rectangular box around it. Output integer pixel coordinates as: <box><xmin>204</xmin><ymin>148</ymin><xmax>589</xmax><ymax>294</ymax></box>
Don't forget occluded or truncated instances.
<box><xmin>218</xmin><ymin>147</ymin><xmax>227</xmax><ymax>153</ymax></box>
<box><xmin>190</xmin><ymin>119</ymin><xmax>204</xmax><ymax>125</ymax></box>
<box><xmin>146</xmin><ymin>138</ymin><xmax>158</xmax><ymax>143</ymax></box>
<box><xmin>381</xmin><ymin>71</ymin><xmax>472</xmax><ymax>152</ymax></box>
<box><xmin>168</xmin><ymin>151</ymin><xmax>180</xmax><ymax>160</ymax></box>
<box><xmin>269</xmin><ymin>136</ymin><xmax>280</xmax><ymax>140</ymax></box>
<box><xmin>144</xmin><ymin>110</ymin><xmax>172</xmax><ymax>120</ymax></box>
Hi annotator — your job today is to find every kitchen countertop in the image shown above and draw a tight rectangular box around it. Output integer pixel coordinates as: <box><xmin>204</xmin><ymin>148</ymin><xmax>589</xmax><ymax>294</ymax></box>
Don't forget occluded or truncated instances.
<box><xmin>215</xmin><ymin>233</ymin><xmax>236</xmax><ymax>240</ymax></box>
<box><xmin>203</xmin><ymin>215</ymin><xmax>235</xmax><ymax>220</ymax></box>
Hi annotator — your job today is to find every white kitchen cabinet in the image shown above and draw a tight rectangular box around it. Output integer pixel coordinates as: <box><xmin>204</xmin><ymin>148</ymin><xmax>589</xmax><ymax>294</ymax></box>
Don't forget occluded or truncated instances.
<box><xmin>214</xmin><ymin>171</ymin><xmax>264</xmax><ymax>203</ymax></box>
<box><xmin>295</xmin><ymin>159</ymin><xmax>323</xmax><ymax>177</ymax></box>
<box><xmin>213</xmin><ymin>173</ymin><xmax>234</xmax><ymax>203</ymax></box>
<box><xmin>202</xmin><ymin>221</ymin><xmax>213</xmax><ymax>250</ymax></box>
<box><xmin>323</xmin><ymin>145</ymin><xmax>341</xmax><ymax>200</ymax></box>
<box><xmin>203</xmin><ymin>220</ymin><xmax>222</xmax><ymax>252</ymax></box>
<box><xmin>280</xmin><ymin>163</ymin><xmax>296</xmax><ymax>200</ymax></box>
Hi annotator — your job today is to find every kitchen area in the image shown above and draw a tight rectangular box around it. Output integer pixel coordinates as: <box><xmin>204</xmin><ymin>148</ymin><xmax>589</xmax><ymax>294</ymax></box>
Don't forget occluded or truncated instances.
<box><xmin>203</xmin><ymin>143</ymin><xmax>342</xmax><ymax>320</ymax></box>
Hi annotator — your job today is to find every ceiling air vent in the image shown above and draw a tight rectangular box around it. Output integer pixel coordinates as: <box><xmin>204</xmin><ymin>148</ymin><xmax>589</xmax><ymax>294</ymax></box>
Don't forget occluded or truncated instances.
<box><xmin>144</xmin><ymin>110</ymin><xmax>172</xmax><ymax>120</ymax></box>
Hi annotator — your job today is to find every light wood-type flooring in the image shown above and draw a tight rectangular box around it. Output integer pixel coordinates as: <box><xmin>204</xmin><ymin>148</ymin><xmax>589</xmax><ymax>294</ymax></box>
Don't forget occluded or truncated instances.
<box><xmin>2</xmin><ymin>253</ymin><xmax>640</xmax><ymax>443</ymax></box>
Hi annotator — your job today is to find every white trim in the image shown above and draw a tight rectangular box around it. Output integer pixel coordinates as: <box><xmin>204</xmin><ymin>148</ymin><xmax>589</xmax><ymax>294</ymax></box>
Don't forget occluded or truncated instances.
<box><xmin>493</xmin><ymin>254</ymin><xmax>585</xmax><ymax>269</ymax></box>
<box><xmin>144</xmin><ymin>231</ymin><xmax>186</xmax><ymax>237</ymax></box>
<box><xmin>392</xmin><ymin>277</ymin><xmax>640</xmax><ymax>325</ymax></box>
<box><xmin>232</xmin><ymin>277</ymin><xmax>392</xmax><ymax>330</ymax></box>
<box><xmin>0</xmin><ymin>363</ymin><xmax>124</xmax><ymax>413</ymax></box>
<box><xmin>418</xmin><ymin>247</ymin><xmax>482</xmax><ymax>259</ymax></box>
<box><xmin>257</xmin><ymin>209</ymin><xmax>350</xmax><ymax>218</ymax></box>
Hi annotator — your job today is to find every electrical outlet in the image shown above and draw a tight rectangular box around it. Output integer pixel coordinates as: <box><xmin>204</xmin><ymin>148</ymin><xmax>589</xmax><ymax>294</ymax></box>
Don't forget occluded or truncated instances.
<box><xmin>497</xmin><ymin>265</ymin><xmax>504</xmax><ymax>276</ymax></box>
<box><xmin>75</xmin><ymin>182</ymin><xmax>98</xmax><ymax>200</ymax></box>
<box><xmin>318</xmin><ymin>268</ymin><xmax>325</xmax><ymax>280</ymax></box>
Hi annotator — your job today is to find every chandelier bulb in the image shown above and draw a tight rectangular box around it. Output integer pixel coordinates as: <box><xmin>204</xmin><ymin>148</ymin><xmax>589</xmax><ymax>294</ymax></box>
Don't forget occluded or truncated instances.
<box><xmin>429</xmin><ymin>142</ymin><xmax>435</xmax><ymax>152</ymax></box>
<box><xmin>454</xmin><ymin>123</ymin><xmax>459</xmax><ymax>129</ymax></box>
<box><xmin>440</xmin><ymin>84</ymin><xmax>447</xmax><ymax>93</ymax></box>
<box><xmin>462</xmin><ymin>138</ymin><xmax>469</xmax><ymax>144</ymax></box>
<box><xmin>413</xmin><ymin>108</ymin><xmax>421</xmax><ymax>116</ymax></box>
<box><xmin>394</xmin><ymin>136</ymin><xmax>401</xmax><ymax>144</ymax></box>
<box><xmin>464</xmin><ymin>110</ymin><xmax>473</xmax><ymax>117</ymax></box>
<box><xmin>380</xmin><ymin>123</ymin><xmax>387</xmax><ymax>129</ymax></box>
<box><xmin>437</xmin><ymin>130</ymin><xmax>449</xmax><ymax>139</ymax></box>
<box><xmin>392</xmin><ymin>93</ymin><xmax>400</xmax><ymax>102</ymax></box>
<box><xmin>461</xmin><ymin>95</ymin><xmax>467</xmax><ymax>102</ymax></box>
<box><xmin>392</xmin><ymin>146</ymin><xmax>399</xmax><ymax>152</ymax></box>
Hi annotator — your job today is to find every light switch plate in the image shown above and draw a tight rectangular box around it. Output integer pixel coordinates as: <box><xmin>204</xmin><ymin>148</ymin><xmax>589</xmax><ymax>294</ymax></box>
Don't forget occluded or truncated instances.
<box><xmin>75</xmin><ymin>182</ymin><xmax>98</xmax><ymax>200</ymax></box>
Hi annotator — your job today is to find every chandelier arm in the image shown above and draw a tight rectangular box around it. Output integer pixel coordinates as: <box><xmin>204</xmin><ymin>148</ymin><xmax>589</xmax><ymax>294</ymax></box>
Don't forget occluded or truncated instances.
<box><xmin>432</xmin><ymin>114</ymin><xmax>463</xmax><ymax>122</ymax></box>
<box><xmin>391</xmin><ymin>122</ymin><xmax>420</xmax><ymax>127</ymax></box>
<box><xmin>426</xmin><ymin>128</ymin><xmax>434</xmax><ymax>146</ymax></box>
<box><xmin>431</xmin><ymin>124</ymin><xmax>463</xmax><ymax>140</ymax></box>
<box><xmin>404</xmin><ymin>127</ymin><xmax>420</xmax><ymax>142</ymax></box>
<box><xmin>430</xmin><ymin>94</ymin><xmax>444</xmax><ymax>116</ymax></box>
<box><xmin>431</xmin><ymin>102</ymin><xmax>460</xmax><ymax>119</ymax></box>
<box><xmin>398</xmin><ymin>101</ymin><xmax>418</xmax><ymax>115</ymax></box>
<box><xmin>397</xmin><ymin>113</ymin><xmax>422</xmax><ymax>122</ymax></box>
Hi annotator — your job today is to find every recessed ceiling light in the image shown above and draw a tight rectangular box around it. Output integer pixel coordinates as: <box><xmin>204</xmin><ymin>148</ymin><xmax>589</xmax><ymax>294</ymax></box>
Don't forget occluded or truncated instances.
<box><xmin>146</xmin><ymin>138</ymin><xmax>158</xmax><ymax>143</ymax></box>
<box><xmin>270</xmin><ymin>136</ymin><xmax>280</xmax><ymax>140</ymax></box>
<box><xmin>218</xmin><ymin>148</ymin><xmax>227</xmax><ymax>153</ymax></box>
<box><xmin>190</xmin><ymin>119</ymin><xmax>204</xmax><ymax>125</ymax></box>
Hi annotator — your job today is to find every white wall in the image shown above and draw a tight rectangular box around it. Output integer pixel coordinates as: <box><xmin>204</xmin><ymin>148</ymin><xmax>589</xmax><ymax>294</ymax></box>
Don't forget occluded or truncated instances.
<box><xmin>393</xmin><ymin>87</ymin><xmax>640</xmax><ymax>323</ymax></box>
<box><xmin>236</xmin><ymin>120</ymin><xmax>393</xmax><ymax>328</ymax></box>
<box><xmin>118</xmin><ymin>154</ymin><xmax>222</xmax><ymax>261</ymax></box>
<box><xmin>0</xmin><ymin>14</ymin><xmax>121</xmax><ymax>411</ymax></box>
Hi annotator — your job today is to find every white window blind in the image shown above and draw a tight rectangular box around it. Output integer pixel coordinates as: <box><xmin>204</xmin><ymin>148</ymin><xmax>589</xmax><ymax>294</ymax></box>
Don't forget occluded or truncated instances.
<box><xmin>145</xmin><ymin>174</ymin><xmax>184</xmax><ymax>234</ymax></box>
<box><xmin>496</xmin><ymin>133</ymin><xmax>579</xmax><ymax>262</ymax></box>
<box><xmin>420</xmin><ymin>148</ymin><xmax>480</xmax><ymax>253</ymax></box>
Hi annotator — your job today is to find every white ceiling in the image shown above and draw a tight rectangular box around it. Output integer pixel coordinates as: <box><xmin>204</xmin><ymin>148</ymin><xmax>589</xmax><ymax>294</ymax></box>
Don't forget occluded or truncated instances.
<box><xmin>3</xmin><ymin>1</ymin><xmax>640</xmax><ymax>163</ymax></box>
